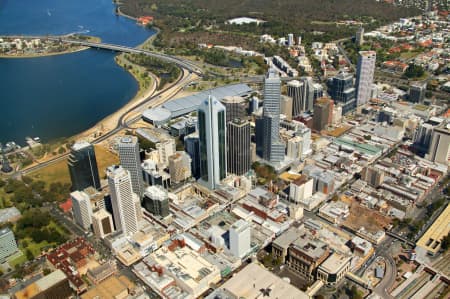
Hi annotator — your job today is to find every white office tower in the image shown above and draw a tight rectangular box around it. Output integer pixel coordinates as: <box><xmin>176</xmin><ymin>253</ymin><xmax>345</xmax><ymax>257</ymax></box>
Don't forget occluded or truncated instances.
<box><xmin>107</xmin><ymin>166</ymin><xmax>140</xmax><ymax>235</ymax></box>
<box><xmin>156</xmin><ymin>139</ymin><xmax>176</xmax><ymax>167</ymax></box>
<box><xmin>229</xmin><ymin>219</ymin><xmax>251</xmax><ymax>258</ymax></box>
<box><xmin>287</xmin><ymin>33</ymin><xmax>294</xmax><ymax>47</ymax></box>
<box><xmin>92</xmin><ymin>209</ymin><xmax>114</xmax><ymax>239</ymax></box>
<box><xmin>297</xmin><ymin>124</ymin><xmax>312</xmax><ymax>158</ymax></box>
<box><xmin>355</xmin><ymin>51</ymin><xmax>376</xmax><ymax>106</ymax></box>
<box><xmin>287</xmin><ymin>136</ymin><xmax>303</xmax><ymax>160</ymax></box>
<box><xmin>118</xmin><ymin>136</ymin><xmax>143</xmax><ymax>197</ymax></box>
<box><xmin>71</xmin><ymin>191</ymin><xmax>93</xmax><ymax>231</ymax></box>
<box><xmin>426</xmin><ymin>123</ymin><xmax>450</xmax><ymax>166</ymax></box>
<box><xmin>289</xmin><ymin>176</ymin><xmax>313</xmax><ymax>203</ymax></box>
<box><xmin>198</xmin><ymin>96</ymin><xmax>227</xmax><ymax>190</ymax></box>
<box><xmin>355</xmin><ymin>26</ymin><xmax>364</xmax><ymax>46</ymax></box>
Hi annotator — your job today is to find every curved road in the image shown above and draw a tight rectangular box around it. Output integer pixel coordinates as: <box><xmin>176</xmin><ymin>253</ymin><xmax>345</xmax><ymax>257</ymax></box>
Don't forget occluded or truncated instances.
<box><xmin>20</xmin><ymin>67</ymin><xmax>197</xmax><ymax>176</ymax></box>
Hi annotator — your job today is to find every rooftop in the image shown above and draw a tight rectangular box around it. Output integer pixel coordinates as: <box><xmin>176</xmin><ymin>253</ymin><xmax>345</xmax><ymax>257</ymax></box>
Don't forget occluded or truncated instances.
<box><xmin>318</xmin><ymin>252</ymin><xmax>352</xmax><ymax>274</ymax></box>
<box><xmin>15</xmin><ymin>270</ymin><xmax>67</xmax><ymax>299</ymax></box>
<box><xmin>81</xmin><ymin>276</ymin><xmax>133</xmax><ymax>299</ymax></box>
<box><xmin>162</xmin><ymin>83</ymin><xmax>252</xmax><ymax>118</ymax></box>
<box><xmin>207</xmin><ymin>263</ymin><xmax>309</xmax><ymax>299</ymax></box>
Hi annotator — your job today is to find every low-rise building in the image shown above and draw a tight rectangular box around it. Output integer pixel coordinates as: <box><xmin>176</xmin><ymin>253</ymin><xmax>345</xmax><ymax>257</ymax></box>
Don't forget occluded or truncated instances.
<box><xmin>144</xmin><ymin>240</ymin><xmax>221</xmax><ymax>297</ymax></box>
<box><xmin>318</xmin><ymin>201</ymin><xmax>350</xmax><ymax>224</ymax></box>
<box><xmin>206</xmin><ymin>263</ymin><xmax>309</xmax><ymax>299</ymax></box>
<box><xmin>287</xmin><ymin>233</ymin><xmax>330</xmax><ymax>282</ymax></box>
<box><xmin>14</xmin><ymin>270</ymin><xmax>72</xmax><ymax>299</ymax></box>
<box><xmin>87</xmin><ymin>260</ymin><xmax>118</xmax><ymax>285</ymax></box>
<box><xmin>81</xmin><ymin>275</ymin><xmax>134</xmax><ymax>299</ymax></box>
<box><xmin>317</xmin><ymin>252</ymin><xmax>352</xmax><ymax>286</ymax></box>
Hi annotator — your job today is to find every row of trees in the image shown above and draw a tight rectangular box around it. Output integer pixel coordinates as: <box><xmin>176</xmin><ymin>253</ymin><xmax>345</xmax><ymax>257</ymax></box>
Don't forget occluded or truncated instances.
<box><xmin>125</xmin><ymin>54</ymin><xmax>180</xmax><ymax>89</ymax></box>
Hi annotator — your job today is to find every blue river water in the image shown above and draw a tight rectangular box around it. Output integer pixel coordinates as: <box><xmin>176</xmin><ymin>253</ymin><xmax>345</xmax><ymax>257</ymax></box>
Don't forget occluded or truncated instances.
<box><xmin>0</xmin><ymin>0</ymin><xmax>154</xmax><ymax>145</ymax></box>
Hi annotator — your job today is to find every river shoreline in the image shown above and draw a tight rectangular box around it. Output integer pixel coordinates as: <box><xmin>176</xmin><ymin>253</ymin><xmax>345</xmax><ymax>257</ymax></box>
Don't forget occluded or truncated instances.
<box><xmin>0</xmin><ymin>46</ymin><xmax>91</xmax><ymax>59</ymax></box>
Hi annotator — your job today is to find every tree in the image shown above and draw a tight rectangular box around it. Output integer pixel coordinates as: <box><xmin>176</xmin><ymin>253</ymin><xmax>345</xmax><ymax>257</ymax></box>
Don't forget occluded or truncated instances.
<box><xmin>404</xmin><ymin>63</ymin><xmax>425</xmax><ymax>79</ymax></box>
<box><xmin>25</xmin><ymin>249</ymin><xmax>34</xmax><ymax>261</ymax></box>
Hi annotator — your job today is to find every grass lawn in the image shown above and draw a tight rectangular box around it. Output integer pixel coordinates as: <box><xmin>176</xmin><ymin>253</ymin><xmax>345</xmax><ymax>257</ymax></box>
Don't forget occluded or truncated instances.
<box><xmin>30</xmin><ymin>145</ymin><xmax>118</xmax><ymax>186</ymax></box>
<box><xmin>8</xmin><ymin>252</ymin><xmax>26</xmax><ymax>268</ymax></box>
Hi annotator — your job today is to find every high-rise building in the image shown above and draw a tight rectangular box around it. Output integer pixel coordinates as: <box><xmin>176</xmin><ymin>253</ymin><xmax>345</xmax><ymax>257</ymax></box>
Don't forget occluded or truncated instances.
<box><xmin>313</xmin><ymin>83</ymin><xmax>324</xmax><ymax>102</ymax></box>
<box><xmin>355</xmin><ymin>27</ymin><xmax>364</xmax><ymax>46</ymax></box>
<box><xmin>260</xmin><ymin>70</ymin><xmax>285</xmax><ymax>162</ymax></box>
<box><xmin>361</xmin><ymin>166</ymin><xmax>385</xmax><ymax>187</ymax></box>
<box><xmin>229</xmin><ymin>220</ymin><xmax>251</xmax><ymax>258</ymax></box>
<box><xmin>118</xmin><ymin>136</ymin><xmax>143</xmax><ymax>197</ymax></box>
<box><xmin>289</xmin><ymin>175</ymin><xmax>314</xmax><ymax>203</ymax></box>
<box><xmin>227</xmin><ymin>119</ymin><xmax>251</xmax><ymax>176</ymax></box>
<box><xmin>288</xmin><ymin>33</ymin><xmax>294</xmax><ymax>47</ymax></box>
<box><xmin>355</xmin><ymin>51</ymin><xmax>376</xmax><ymax>106</ymax></box>
<box><xmin>331</xmin><ymin>104</ymin><xmax>343</xmax><ymax>126</ymax></box>
<box><xmin>287</xmin><ymin>136</ymin><xmax>304</xmax><ymax>160</ymax></box>
<box><xmin>92</xmin><ymin>209</ymin><xmax>115</xmax><ymax>239</ymax></box>
<box><xmin>142</xmin><ymin>186</ymin><xmax>169</xmax><ymax>217</ymax></box>
<box><xmin>409</xmin><ymin>82</ymin><xmax>427</xmax><ymax>103</ymax></box>
<box><xmin>107</xmin><ymin>166</ymin><xmax>140</xmax><ymax>235</ymax></box>
<box><xmin>198</xmin><ymin>96</ymin><xmax>227</xmax><ymax>190</ymax></box>
<box><xmin>220</xmin><ymin>96</ymin><xmax>247</xmax><ymax>122</ymax></box>
<box><xmin>71</xmin><ymin>190</ymin><xmax>93</xmax><ymax>231</ymax></box>
<box><xmin>156</xmin><ymin>139</ymin><xmax>177</xmax><ymax>167</ymax></box>
<box><xmin>327</xmin><ymin>71</ymin><xmax>356</xmax><ymax>114</ymax></box>
<box><xmin>426</xmin><ymin>124</ymin><xmax>450</xmax><ymax>166</ymax></box>
<box><xmin>68</xmin><ymin>141</ymin><xmax>101</xmax><ymax>191</ymax></box>
<box><xmin>288</xmin><ymin>77</ymin><xmax>314</xmax><ymax>117</ymax></box>
<box><xmin>250</xmin><ymin>96</ymin><xmax>260</xmax><ymax>113</ymax></box>
<box><xmin>0</xmin><ymin>228</ymin><xmax>18</xmax><ymax>263</ymax></box>
<box><xmin>184</xmin><ymin>133</ymin><xmax>200</xmax><ymax>179</ymax></box>
<box><xmin>168</xmin><ymin>151</ymin><xmax>192</xmax><ymax>183</ymax></box>
<box><xmin>297</xmin><ymin>124</ymin><xmax>312</xmax><ymax>158</ymax></box>
<box><xmin>413</xmin><ymin>122</ymin><xmax>434</xmax><ymax>157</ymax></box>
<box><xmin>280</xmin><ymin>95</ymin><xmax>293</xmax><ymax>121</ymax></box>
<box><xmin>313</xmin><ymin>98</ymin><xmax>333</xmax><ymax>132</ymax></box>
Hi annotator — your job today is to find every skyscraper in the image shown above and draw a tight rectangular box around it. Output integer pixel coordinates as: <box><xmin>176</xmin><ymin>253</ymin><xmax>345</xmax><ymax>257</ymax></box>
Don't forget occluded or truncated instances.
<box><xmin>184</xmin><ymin>133</ymin><xmax>200</xmax><ymax>179</ymax></box>
<box><xmin>68</xmin><ymin>141</ymin><xmax>101</xmax><ymax>191</ymax></box>
<box><xmin>118</xmin><ymin>136</ymin><xmax>143</xmax><ymax>197</ymax></box>
<box><xmin>0</xmin><ymin>228</ymin><xmax>18</xmax><ymax>263</ymax></box>
<box><xmin>142</xmin><ymin>185</ymin><xmax>169</xmax><ymax>217</ymax></box>
<box><xmin>355</xmin><ymin>51</ymin><xmax>376</xmax><ymax>106</ymax></box>
<box><xmin>168</xmin><ymin>151</ymin><xmax>192</xmax><ymax>183</ymax></box>
<box><xmin>260</xmin><ymin>70</ymin><xmax>285</xmax><ymax>162</ymax></box>
<box><xmin>107</xmin><ymin>166</ymin><xmax>140</xmax><ymax>235</ymax></box>
<box><xmin>92</xmin><ymin>209</ymin><xmax>114</xmax><ymax>239</ymax></box>
<box><xmin>227</xmin><ymin>119</ymin><xmax>251</xmax><ymax>176</ymax></box>
<box><xmin>71</xmin><ymin>190</ymin><xmax>93</xmax><ymax>231</ymax></box>
<box><xmin>409</xmin><ymin>82</ymin><xmax>427</xmax><ymax>103</ymax></box>
<box><xmin>426</xmin><ymin>124</ymin><xmax>450</xmax><ymax>166</ymax></box>
<box><xmin>327</xmin><ymin>71</ymin><xmax>356</xmax><ymax>114</ymax></box>
<box><xmin>156</xmin><ymin>139</ymin><xmax>176</xmax><ymax>167</ymax></box>
<box><xmin>220</xmin><ymin>96</ymin><xmax>247</xmax><ymax>122</ymax></box>
<box><xmin>313</xmin><ymin>98</ymin><xmax>333</xmax><ymax>132</ymax></box>
<box><xmin>355</xmin><ymin>27</ymin><xmax>364</xmax><ymax>47</ymax></box>
<box><xmin>198</xmin><ymin>96</ymin><xmax>227</xmax><ymax>190</ymax></box>
<box><xmin>413</xmin><ymin>122</ymin><xmax>434</xmax><ymax>157</ymax></box>
<box><xmin>288</xmin><ymin>77</ymin><xmax>314</xmax><ymax>117</ymax></box>
<box><xmin>280</xmin><ymin>95</ymin><xmax>293</xmax><ymax>121</ymax></box>
<box><xmin>229</xmin><ymin>220</ymin><xmax>251</xmax><ymax>258</ymax></box>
